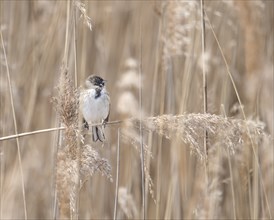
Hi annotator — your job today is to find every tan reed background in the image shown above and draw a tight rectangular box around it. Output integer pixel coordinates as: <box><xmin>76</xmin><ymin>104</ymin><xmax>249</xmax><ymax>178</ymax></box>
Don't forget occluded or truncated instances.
<box><xmin>0</xmin><ymin>0</ymin><xmax>273</xmax><ymax>219</ymax></box>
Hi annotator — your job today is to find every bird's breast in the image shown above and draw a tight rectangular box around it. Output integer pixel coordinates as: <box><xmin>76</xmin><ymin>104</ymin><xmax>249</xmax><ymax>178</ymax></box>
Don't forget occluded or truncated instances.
<box><xmin>80</xmin><ymin>89</ymin><xmax>109</xmax><ymax>123</ymax></box>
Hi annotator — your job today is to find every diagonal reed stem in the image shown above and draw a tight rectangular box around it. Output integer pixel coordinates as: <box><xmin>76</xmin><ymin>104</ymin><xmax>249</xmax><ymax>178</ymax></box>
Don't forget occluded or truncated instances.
<box><xmin>205</xmin><ymin>10</ymin><xmax>272</xmax><ymax>219</ymax></box>
<box><xmin>1</xmin><ymin>30</ymin><xmax>27</xmax><ymax>219</ymax></box>
<box><xmin>0</xmin><ymin>120</ymin><xmax>123</xmax><ymax>142</ymax></box>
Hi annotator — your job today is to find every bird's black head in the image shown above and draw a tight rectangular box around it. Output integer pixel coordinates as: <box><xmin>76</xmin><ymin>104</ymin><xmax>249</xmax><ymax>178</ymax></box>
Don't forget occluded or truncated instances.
<box><xmin>87</xmin><ymin>75</ymin><xmax>106</xmax><ymax>88</ymax></box>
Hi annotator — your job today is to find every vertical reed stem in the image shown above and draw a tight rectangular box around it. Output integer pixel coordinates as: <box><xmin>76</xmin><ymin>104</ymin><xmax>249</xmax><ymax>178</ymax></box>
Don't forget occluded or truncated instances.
<box><xmin>139</xmin><ymin>12</ymin><xmax>145</xmax><ymax>219</ymax></box>
<box><xmin>200</xmin><ymin>0</ymin><xmax>209</xmax><ymax>187</ymax></box>
<box><xmin>114</xmin><ymin>128</ymin><xmax>120</xmax><ymax>220</ymax></box>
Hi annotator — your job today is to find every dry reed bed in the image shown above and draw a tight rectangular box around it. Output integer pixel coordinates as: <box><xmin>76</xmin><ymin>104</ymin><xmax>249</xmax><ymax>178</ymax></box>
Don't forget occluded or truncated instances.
<box><xmin>0</xmin><ymin>0</ymin><xmax>273</xmax><ymax>219</ymax></box>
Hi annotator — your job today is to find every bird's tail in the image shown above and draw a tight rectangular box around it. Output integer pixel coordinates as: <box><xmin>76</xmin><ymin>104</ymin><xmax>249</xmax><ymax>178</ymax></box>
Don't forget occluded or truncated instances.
<box><xmin>92</xmin><ymin>126</ymin><xmax>105</xmax><ymax>142</ymax></box>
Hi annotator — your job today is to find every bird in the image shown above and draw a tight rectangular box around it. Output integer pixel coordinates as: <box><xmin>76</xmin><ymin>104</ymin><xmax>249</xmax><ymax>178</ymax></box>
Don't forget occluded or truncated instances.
<box><xmin>80</xmin><ymin>75</ymin><xmax>110</xmax><ymax>142</ymax></box>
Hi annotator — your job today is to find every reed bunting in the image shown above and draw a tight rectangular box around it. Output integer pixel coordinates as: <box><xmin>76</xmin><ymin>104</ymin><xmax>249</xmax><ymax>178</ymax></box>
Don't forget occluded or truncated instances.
<box><xmin>80</xmin><ymin>75</ymin><xmax>110</xmax><ymax>142</ymax></box>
